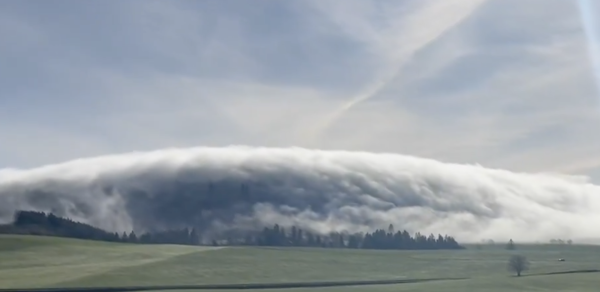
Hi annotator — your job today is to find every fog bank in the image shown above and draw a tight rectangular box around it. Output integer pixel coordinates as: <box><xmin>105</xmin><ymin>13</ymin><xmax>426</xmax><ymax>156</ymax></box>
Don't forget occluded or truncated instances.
<box><xmin>1</xmin><ymin>146</ymin><xmax>598</xmax><ymax>243</ymax></box>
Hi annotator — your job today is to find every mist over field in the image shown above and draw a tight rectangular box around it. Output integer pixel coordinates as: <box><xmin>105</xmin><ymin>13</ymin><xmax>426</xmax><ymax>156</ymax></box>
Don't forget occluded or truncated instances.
<box><xmin>0</xmin><ymin>146</ymin><xmax>598</xmax><ymax>243</ymax></box>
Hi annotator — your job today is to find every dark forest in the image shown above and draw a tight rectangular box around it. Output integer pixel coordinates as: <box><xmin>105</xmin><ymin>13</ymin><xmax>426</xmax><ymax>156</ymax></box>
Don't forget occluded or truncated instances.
<box><xmin>0</xmin><ymin>210</ymin><xmax>463</xmax><ymax>250</ymax></box>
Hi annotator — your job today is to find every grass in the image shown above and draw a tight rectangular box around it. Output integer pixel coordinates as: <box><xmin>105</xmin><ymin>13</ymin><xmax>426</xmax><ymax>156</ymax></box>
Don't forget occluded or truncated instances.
<box><xmin>1</xmin><ymin>235</ymin><xmax>599</xmax><ymax>291</ymax></box>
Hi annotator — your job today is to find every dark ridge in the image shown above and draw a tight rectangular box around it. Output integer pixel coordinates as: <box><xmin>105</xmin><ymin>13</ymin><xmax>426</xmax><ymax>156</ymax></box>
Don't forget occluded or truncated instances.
<box><xmin>0</xmin><ymin>277</ymin><xmax>468</xmax><ymax>292</ymax></box>
<box><xmin>0</xmin><ymin>210</ymin><xmax>464</xmax><ymax>251</ymax></box>
<box><xmin>0</xmin><ymin>210</ymin><xmax>122</xmax><ymax>242</ymax></box>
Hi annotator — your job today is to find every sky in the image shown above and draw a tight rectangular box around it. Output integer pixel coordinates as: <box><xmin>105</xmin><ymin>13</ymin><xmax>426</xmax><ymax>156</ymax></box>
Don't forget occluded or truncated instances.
<box><xmin>2</xmin><ymin>0</ymin><xmax>600</xmax><ymax>181</ymax></box>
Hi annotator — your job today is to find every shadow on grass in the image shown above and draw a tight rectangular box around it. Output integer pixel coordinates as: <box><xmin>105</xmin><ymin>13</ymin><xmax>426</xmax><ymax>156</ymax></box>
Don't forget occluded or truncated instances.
<box><xmin>518</xmin><ymin>269</ymin><xmax>600</xmax><ymax>277</ymax></box>
<box><xmin>0</xmin><ymin>277</ymin><xmax>468</xmax><ymax>292</ymax></box>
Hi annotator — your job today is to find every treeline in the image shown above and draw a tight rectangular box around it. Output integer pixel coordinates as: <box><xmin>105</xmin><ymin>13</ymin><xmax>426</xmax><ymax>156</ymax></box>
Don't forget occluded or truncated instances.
<box><xmin>233</xmin><ymin>224</ymin><xmax>462</xmax><ymax>250</ymax></box>
<box><xmin>0</xmin><ymin>210</ymin><xmax>122</xmax><ymax>242</ymax></box>
<box><xmin>0</xmin><ymin>210</ymin><xmax>199</xmax><ymax>245</ymax></box>
<box><xmin>549</xmin><ymin>238</ymin><xmax>573</xmax><ymax>245</ymax></box>
<box><xmin>0</xmin><ymin>210</ymin><xmax>463</xmax><ymax>250</ymax></box>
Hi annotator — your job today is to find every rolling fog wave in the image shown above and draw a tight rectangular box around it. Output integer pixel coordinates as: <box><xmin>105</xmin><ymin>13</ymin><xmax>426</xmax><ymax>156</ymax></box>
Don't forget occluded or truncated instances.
<box><xmin>0</xmin><ymin>146</ymin><xmax>599</xmax><ymax>242</ymax></box>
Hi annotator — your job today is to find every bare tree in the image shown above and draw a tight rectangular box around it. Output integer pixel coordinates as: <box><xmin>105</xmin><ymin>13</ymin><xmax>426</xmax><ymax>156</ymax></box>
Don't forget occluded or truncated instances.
<box><xmin>508</xmin><ymin>255</ymin><xmax>530</xmax><ymax>276</ymax></box>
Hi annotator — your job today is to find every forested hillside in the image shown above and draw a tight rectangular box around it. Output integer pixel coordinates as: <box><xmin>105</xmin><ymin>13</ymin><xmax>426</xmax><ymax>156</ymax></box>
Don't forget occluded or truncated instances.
<box><xmin>0</xmin><ymin>210</ymin><xmax>463</xmax><ymax>250</ymax></box>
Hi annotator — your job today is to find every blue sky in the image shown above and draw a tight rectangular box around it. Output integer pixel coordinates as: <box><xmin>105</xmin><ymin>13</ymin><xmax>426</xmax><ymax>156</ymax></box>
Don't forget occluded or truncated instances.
<box><xmin>2</xmin><ymin>0</ymin><xmax>600</xmax><ymax>180</ymax></box>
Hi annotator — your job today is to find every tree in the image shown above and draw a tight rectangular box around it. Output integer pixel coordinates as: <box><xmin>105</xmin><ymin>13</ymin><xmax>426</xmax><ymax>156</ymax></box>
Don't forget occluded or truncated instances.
<box><xmin>508</xmin><ymin>255</ymin><xmax>530</xmax><ymax>276</ymax></box>
<box><xmin>506</xmin><ymin>239</ymin><xmax>516</xmax><ymax>250</ymax></box>
<box><xmin>128</xmin><ymin>231</ymin><xmax>138</xmax><ymax>243</ymax></box>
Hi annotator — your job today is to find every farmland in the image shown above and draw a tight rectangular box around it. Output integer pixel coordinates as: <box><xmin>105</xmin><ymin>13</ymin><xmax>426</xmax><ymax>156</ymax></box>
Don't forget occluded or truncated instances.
<box><xmin>0</xmin><ymin>235</ymin><xmax>598</xmax><ymax>291</ymax></box>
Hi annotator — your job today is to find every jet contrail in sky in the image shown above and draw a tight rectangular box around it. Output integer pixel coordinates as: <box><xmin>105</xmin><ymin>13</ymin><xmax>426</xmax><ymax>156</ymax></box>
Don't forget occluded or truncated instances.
<box><xmin>308</xmin><ymin>0</ymin><xmax>486</xmax><ymax>143</ymax></box>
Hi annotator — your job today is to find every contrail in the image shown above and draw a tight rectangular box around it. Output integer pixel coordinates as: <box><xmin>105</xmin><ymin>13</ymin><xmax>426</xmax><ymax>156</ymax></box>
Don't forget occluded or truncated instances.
<box><xmin>1</xmin><ymin>146</ymin><xmax>600</xmax><ymax>243</ymax></box>
<box><xmin>578</xmin><ymin>0</ymin><xmax>600</xmax><ymax>98</ymax></box>
<box><xmin>310</xmin><ymin>0</ymin><xmax>486</xmax><ymax>142</ymax></box>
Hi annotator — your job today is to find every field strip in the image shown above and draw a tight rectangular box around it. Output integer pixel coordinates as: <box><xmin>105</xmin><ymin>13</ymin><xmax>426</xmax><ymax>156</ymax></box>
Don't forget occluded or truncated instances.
<box><xmin>47</xmin><ymin>247</ymin><xmax>228</xmax><ymax>286</ymax></box>
<box><xmin>0</xmin><ymin>246</ymin><xmax>227</xmax><ymax>288</ymax></box>
<box><xmin>0</xmin><ymin>277</ymin><xmax>467</xmax><ymax>292</ymax></box>
<box><xmin>523</xmin><ymin>269</ymin><xmax>600</xmax><ymax>277</ymax></box>
<box><xmin>4</xmin><ymin>269</ymin><xmax>599</xmax><ymax>292</ymax></box>
<box><xmin>4</xmin><ymin>247</ymin><xmax>226</xmax><ymax>273</ymax></box>
<box><xmin>2</xmin><ymin>246</ymin><xmax>227</xmax><ymax>272</ymax></box>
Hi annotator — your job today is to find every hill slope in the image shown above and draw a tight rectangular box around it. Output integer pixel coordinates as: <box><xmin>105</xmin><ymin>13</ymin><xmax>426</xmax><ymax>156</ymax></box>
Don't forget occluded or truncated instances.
<box><xmin>0</xmin><ymin>235</ymin><xmax>210</xmax><ymax>288</ymax></box>
<box><xmin>0</xmin><ymin>235</ymin><xmax>599</xmax><ymax>291</ymax></box>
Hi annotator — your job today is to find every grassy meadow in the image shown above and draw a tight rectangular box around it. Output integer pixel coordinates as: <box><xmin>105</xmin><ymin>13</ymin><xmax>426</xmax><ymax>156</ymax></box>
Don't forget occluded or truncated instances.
<box><xmin>0</xmin><ymin>234</ymin><xmax>598</xmax><ymax>291</ymax></box>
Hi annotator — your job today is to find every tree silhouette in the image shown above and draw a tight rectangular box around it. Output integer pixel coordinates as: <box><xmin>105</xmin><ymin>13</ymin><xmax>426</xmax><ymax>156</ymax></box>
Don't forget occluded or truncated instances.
<box><xmin>128</xmin><ymin>231</ymin><xmax>138</xmax><ymax>243</ymax></box>
<box><xmin>506</xmin><ymin>239</ymin><xmax>516</xmax><ymax>250</ymax></box>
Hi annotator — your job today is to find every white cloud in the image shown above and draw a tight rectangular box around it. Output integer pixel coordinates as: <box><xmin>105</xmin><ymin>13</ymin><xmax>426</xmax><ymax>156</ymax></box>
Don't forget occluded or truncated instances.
<box><xmin>1</xmin><ymin>146</ymin><xmax>600</xmax><ymax>242</ymax></box>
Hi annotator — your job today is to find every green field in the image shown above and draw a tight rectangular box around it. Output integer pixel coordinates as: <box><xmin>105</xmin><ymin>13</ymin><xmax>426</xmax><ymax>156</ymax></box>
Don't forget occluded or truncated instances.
<box><xmin>0</xmin><ymin>234</ymin><xmax>599</xmax><ymax>291</ymax></box>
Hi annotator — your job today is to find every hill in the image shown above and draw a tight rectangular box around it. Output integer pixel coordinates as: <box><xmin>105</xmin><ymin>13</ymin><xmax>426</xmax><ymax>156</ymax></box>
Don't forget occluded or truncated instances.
<box><xmin>0</xmin><ymin>210</ymin><xmax>463</xmax><ymax>250</ymax></box>
<box><xmin>0</xmin><ymin>234</ymin><xmax>599</xmax><ymax>291</ymax></box>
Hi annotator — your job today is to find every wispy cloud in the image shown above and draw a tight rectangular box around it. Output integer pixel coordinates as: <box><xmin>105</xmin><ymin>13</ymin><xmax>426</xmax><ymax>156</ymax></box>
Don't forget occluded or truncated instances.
<box><xmin>1</xmin><ymin>0</ymin><xmax>600</xmax><ymax>181</ymax></box>
<box><xmin>307</xmin><ymin>0</ymin><xmax>486</xmax><ymax>139</ymax></box>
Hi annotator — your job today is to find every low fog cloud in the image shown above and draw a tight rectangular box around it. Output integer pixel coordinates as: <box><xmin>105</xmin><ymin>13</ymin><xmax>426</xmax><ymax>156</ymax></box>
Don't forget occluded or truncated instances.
<box><xmin>1</xmin><ymin>146</ymin><xmax>599</xmax><ymax>243</ymax></box>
